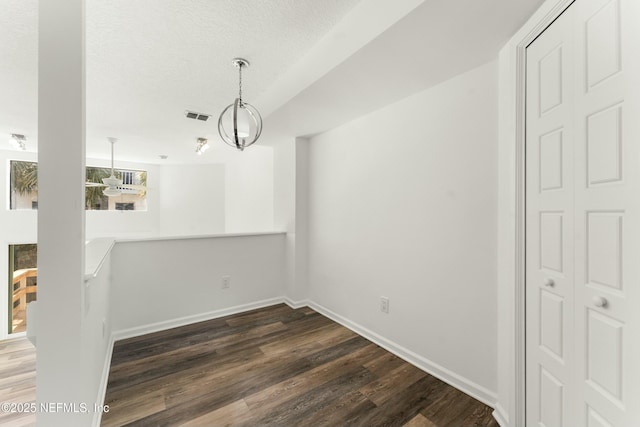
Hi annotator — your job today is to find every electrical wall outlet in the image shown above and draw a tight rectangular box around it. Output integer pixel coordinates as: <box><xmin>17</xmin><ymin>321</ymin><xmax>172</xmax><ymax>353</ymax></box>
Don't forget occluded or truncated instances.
<box><xmin>221</xmin><ymin>275</ymin><xmax>231</xmax><ymax>289</ymax></box>
<box><xmin>380</xmin><ymin>296</ymin><xmax>389</xmax><ymax>314</ymax></box>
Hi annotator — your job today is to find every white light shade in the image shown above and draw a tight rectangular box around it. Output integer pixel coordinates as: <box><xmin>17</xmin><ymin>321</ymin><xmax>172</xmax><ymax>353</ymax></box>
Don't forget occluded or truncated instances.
<box><xmin>235</xmin><ymin>106</ymin><xmax>251</xmax><ymax>138</ymax></box>
<box><xmin>103</xmin><ymin>187</ymin><xmax>121</xmax><ymax>197</ymax></box>
<box><xmin>102</xmin><ymin>176</ymin><xmax>122</xmax><ymax>197</ymax></box>
<box><xmin>219</xmin><ymin>104</ymin><xmax>251</xmax><ymax>138</ymax></box>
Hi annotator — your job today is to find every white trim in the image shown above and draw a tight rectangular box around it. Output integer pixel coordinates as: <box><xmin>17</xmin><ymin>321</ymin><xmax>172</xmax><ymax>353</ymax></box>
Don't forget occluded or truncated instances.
<box><xmin>307</xmin><ymin>300</ymin><xmax>497</xmax><ymax>407</ymax></box>
<box><xmin>7</xmin><ymin>331</ymin><xmax>26</xmax><ymax>339</ymax></box>
<box><xmin>111</xmin><ymin>297</ymin><xmax>285</xmax><ymax>341</ymax></box>
<box><xmin>92</xmin><ymin>334</ymin><xmax>114</xmax><ymax>427</ymax></box>
<box><xmin>84</xmin><ymin>238</ymin><xmax>115</xmax><ymax>282</ymax></box>
<box><xmin>283</xmin><ymin>297</ymin><xmax>309</xmax><ymax>309</ymax></box>
<box><xmin>113</xmin><ymin>231</ymin><xmax>286</xmax><ymax>244</ymax></box>
<box><xmin>493</xmin><ymin>403</ymin><xmax>509</xmax><ymax>427</ymax></box>
<box><xmin>498</xmin><ymin>1</ymin><xmax>574</xmax><ymax>425</ymax></box>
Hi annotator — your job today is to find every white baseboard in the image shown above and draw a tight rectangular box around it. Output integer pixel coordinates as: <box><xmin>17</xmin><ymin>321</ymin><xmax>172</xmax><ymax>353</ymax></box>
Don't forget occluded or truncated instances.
<box><xmin>283</xmin><ymin>297</ymin><xmax>309</xmax><ymax>309</ymax></box>
<box><xmin>112</xmin><ymin>297</ymin><xmax>285</xmax><ymax>341</ymax></box>
<box><xmin>493</xmin><ymin>403</ymin><xmax>509</xmax><ymax>427</ymax></box>
<box><xmin>93</xmin><ymin>334</ymin><xmax>114</xmax><ymax>427</ymax></box>
<box><xmin>306</xmin><ymin>300</ymin><xmax>497</xmax><ymax>407</ymax></box>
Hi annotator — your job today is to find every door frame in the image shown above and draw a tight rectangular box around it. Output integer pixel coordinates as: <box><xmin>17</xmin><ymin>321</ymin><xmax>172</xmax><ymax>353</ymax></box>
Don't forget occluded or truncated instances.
<box><xmin>497</xmin><ymin>0</ymin><xmax>574</xmax><ymax>426</ymax></box>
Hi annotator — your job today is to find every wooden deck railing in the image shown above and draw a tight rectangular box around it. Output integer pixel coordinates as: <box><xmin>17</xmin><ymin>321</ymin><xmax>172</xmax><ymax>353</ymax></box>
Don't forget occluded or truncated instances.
<box><xmin>12</xmin><ymin>268</ymin><xmax>38</xmax><ymax>311</ymax></box>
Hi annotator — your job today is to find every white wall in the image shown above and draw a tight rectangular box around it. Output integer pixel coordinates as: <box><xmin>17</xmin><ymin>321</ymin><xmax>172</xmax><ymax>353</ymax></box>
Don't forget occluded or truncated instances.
<box><xmin>224</xmin><ymin>146</ymin><xmax>274</xmax><ymax>233</ymax></box>
<box><xmin>109</xmin><ymin>233</ymin><xmax>285</xmax><ymax>335</ymax></box>
<box><xmin>306</xmin><ymin>61</ymin><xmax>499</xmax><ymax>401</ymax></box>
<box><xmin>0</xmin><ymin>146</ymin><xmax>276</xmax><ymax>341</ymax></box>
<box><xmin>82</xmin><ymin>244</ymin><xmax>113</xmax><ymax>427</ymax></box>
<box><xmin>158</xmin><ymin>164</ymin><xmax>225</xmax><ymax>235</ymax></box>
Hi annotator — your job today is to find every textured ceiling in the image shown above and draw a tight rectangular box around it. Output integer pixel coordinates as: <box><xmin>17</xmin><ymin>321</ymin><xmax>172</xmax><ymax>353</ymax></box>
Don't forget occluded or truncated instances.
<box><xmin>0</xmin><ymin>0</ymin><xmax>546</xmax><ymax>164</ymax></box>
<box><xmin>0</xmin><ymin>0</ymin><xmax>361</xmax><ymax>162</ymax></box>
<box><xmin>265</xmin><ymin>0</ymin><xmax>546</xmax><ymax>139</ymax></box>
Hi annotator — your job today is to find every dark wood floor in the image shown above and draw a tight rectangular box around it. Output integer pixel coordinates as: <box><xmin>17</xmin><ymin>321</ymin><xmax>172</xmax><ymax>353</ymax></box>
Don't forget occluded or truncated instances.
<box><xmin>102</xmin><ymin>304</ymin><xmax>497</xmax><ymax>427</ymax></box>
<box><xmin>0</xmin><ymin>337</ymin><xmax>36</xmax><ymax>427</ymax></box>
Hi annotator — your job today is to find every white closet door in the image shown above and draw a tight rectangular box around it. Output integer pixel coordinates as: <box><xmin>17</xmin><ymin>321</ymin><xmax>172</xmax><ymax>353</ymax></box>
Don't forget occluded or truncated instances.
<box><xmin>526</xmin><ymin>8</ymin><xmax>576</xmax><ymax>427</ymax></box>
<box><xmin>572</xmin><ymin>0</ymin><xmax>640</xmax><ymax>425</ymax></box>
<box><xmin>527</xmin><ymin>0</ymin><xmax>640</xmax><ymax>426</ymax></box>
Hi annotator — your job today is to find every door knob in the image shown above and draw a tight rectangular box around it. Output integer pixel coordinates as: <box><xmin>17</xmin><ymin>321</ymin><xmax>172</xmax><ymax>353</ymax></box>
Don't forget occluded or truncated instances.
<box><xmin>592</xmin><ymin>296</ymin><xmax>608</xmax><ymax>308</ymax></box>
<box><xmin>543</xmin><ymin>278</ymin><xmax>555</xmax><ymax>287</ymax></box>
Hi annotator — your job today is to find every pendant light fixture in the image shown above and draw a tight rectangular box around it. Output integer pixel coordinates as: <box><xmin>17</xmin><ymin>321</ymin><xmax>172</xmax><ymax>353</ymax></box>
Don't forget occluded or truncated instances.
<box><xmin>218</xmin><ymin>58</ymin><xmax>262</xmax><ymax>151</ymax></box>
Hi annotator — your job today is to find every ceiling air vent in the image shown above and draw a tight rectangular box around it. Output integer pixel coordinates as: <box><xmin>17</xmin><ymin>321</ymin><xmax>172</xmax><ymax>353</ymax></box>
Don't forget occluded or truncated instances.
<box><xmin>184</xmin><ymin>110</ymin><xmax>211</xmax><ymax>121</ymax></box>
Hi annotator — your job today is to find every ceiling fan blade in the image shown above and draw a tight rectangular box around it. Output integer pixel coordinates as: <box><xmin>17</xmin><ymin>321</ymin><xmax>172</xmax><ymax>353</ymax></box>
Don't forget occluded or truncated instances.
<box><xmin>86</xmin><ymin>182</ymin><xmax>108</xmax><ymax>187</ymax></box>
<box><xmin>120</xmin><ymin>184</ymin><xmax>147</xmax><ymax>191</ymax></box>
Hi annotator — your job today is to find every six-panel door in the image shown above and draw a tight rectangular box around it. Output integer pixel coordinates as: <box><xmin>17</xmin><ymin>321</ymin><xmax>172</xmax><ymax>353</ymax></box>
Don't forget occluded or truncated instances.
<box><xmin>526</xmin><ymin>0</ymin><xmax>639</xmax><ymax>425</ymax></box>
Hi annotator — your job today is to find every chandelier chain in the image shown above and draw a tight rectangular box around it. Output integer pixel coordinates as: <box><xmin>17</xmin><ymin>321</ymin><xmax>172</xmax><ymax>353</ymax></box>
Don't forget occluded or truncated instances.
<box><xmin>238</xmin><ymin>63</ymin><xmax>243</xmax><ymax>105</ymax></box>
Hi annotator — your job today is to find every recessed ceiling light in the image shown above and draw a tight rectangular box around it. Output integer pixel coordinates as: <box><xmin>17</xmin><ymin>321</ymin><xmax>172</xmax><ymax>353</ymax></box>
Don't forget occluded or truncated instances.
<box><xmin>195</xmin><ymin>138</ymin><xmax>209</xmax><ymax>155</ymax></box>
<box><xmin>159</xmin><ymin>155</ymin><xmax>168</xmax><ymax>160</ymax></box>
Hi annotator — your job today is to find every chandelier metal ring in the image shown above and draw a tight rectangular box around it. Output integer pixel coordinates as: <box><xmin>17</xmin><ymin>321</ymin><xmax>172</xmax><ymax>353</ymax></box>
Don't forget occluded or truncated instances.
<box><xmin>217</xmin><ymin>58</ymin><xmax>262</xmax><ymax>151</ymax></box>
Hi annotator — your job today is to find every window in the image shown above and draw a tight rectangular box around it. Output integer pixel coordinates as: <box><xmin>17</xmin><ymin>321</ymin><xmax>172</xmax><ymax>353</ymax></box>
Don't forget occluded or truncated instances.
<box><xmin>9</xmin><ymin>161</ymin><xmax>148</xmax><ymax>211</ymax></box>
<box><xmin>115</xmin><ymin>202</ymin><xmax>134</xmax><ymax>211</ymax></box>
<box><xmin>9</xmin><ymin>161</ymin><xmax>37</xmax><ymax>210</ymax></box>
<box><xmin>121</xmin><ymin>171</ymin><xmax>134</xmax><ymax>185</ymax></box>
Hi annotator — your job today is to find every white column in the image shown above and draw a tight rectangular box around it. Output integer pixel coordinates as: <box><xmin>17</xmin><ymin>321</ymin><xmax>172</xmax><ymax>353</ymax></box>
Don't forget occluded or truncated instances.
<box><xmin>293</xmin><ymin>137</ymin><xmax>309</xmax><ymax>302</ymax></box>
<box><xmin>273</xmin><ymin>137</ymin><xmax>309</xmax><ymax>304</ymax></box>
<box><xmin>273</xmin><ymin>138</ymin><xmax>297</xmax><ymax>300</ymax></box>
<box><xmin>37</xmin><ymin>0</ymin><xmax>87</xmax><ymax>426</ymax></box>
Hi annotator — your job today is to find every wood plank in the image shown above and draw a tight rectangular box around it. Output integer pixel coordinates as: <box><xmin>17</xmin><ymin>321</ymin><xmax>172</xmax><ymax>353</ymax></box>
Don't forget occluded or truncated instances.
<box><xmin>100</xmin><ymin>391</ymin><xmax>166</xmax><ymax>427</ymax></box>
<box><xmin>295</xmin><ymin>389</ymin><xmax>375</xmax><ymax>427</ymax></box>
<box><xmin>258</xmin><ymin>322</ymin><xmax>355</xmax><ymax>356</ymax></box>
<box><xmin>0</xmin><ymin>338</ymin><xmax>35</xmax><ymax>427</ymax></box>
<box><xmin>248</xmin><ymin>366</ymin><xmax>377</xmax><ymax>427</ymax></box>
<box><xmin>100</xmin><ymin>305</ymin><xmax>498</xmax><ymax>427</ymax></box>
<box><xmin>304</xmin><ymin>335</ymin><xmax>371</xmax><ymax>367</ymax></box>
<box><xmin>420</xmin><ymin>386</ymin><xmax>479</xmax><ymax>426</ymax></box>
<box><xmin>359</xmin><ymin>362</ymin><xmax>427</xmax><ymax>406</ymax></box>
<box><xmin>244</xmin><ymin>343</ymin><xmax>386</xmax><ymax>417</ymax></box>
<box><xmin>363</xmin><ymin>351</ymin><xmax>407</xmax><ymax>376</ymax></box>
<box><xmin>404</xmin><ymin>413</ymin><xmax>437</xmax><ymax>427</ymax></box>
<box><xmin>0</xmin><ymin>411</ymin><xmax>37</xmax><ymax>427</ymax></box>
<box><xmin>107</xmin><ymin>321</ymin><xmax>287</xmax><ymax>391</ymax></box>
<box><xmin>223</xmin><ymin>303</ymin><xmax>302</xmax><ymax>326</ymax></box>
<box><xmin>105</xmin><ymin>344</ymin><xmax>265</xmax><ymax>402</ymax></box>
<box><xmin>343</xmin><ymin>374</ymin><xmax>446</xmax><ymax>426</ymax></box>
<box><xmin>178</xmin><ymin>399</ymin><xmax>255</xmax><ymax>427</ymax></box>
<box><xmin>459</xmin><ymin>404</ymin><xmax>499</xmax><ymax>427</ymax></box>
<box><xmin>131</xmin><ymin>355</ymin><xmax>318</xmax><ymax>425</ymax></box>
